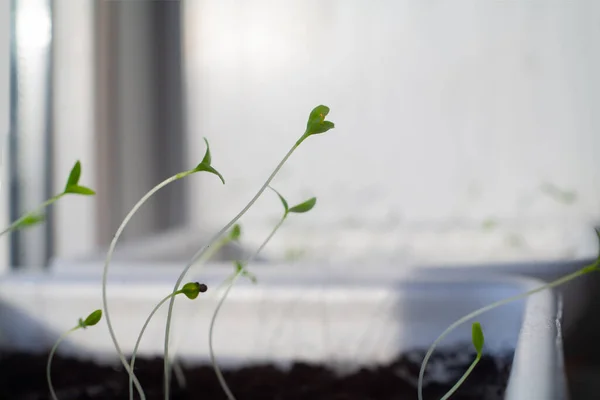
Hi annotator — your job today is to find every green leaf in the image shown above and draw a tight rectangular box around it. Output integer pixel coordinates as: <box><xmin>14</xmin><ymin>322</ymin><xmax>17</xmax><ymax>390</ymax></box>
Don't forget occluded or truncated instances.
<box><xmin>64</xmin><ymin>185</ymin><xmax>96</xmax><ymax>196</ymax></box>
<box><xmin>193</xmin><ymin>139</ymin><xmax>225</xmax><ymax>184</ymax></box>
<box><xmin>234</xmin><ymin>261</ymin><xmax>257</xmax><ymax>283</ymax></box>
<box><xmin>194</xmin><ymin>164</ymin><xmax>225</xmax><ymax>184</ymax></box>
<box><xmin>297</xmin><ymin>105</ymin><xmax>335</xmax><ymax>145</ymax></box>
<box><xmin>81</xmin><ymin>309</ymin><xmax>102</xmax><ymax>328</ymax></box>
<box><xmin>180</xmin><ymin>282</ymin><xmax>208</xmax><ymax>300</ymax></box>
<box><xmin>15</xmin><ymin>212</ymin><xmax>45</xmax><ymax>229</ymax></box>
<box><xmin>243</xmin><ymin>270</ymin><xmax>257</xmax><ymax>284</ymax></box>
<box><xmin>229</xmin><ymin>224</ymin><xmax>242</xmax><ymax>241</ymax></box>
<box><xmin>65</xmin><ymin>161</ymin><xmax>81</xmax><ymax>190</ymax></box>
<box><xmin>305</xmin><ymin>105</ymin><xmax>333</xmax><ymax>133</ymax></box>
<box><xmin>268</xmin><ymin>186</ymin><xmax>288</xmax><ymax>214</ymax></box>
<box><xmin>234</xmin><ymin>260</ymin><xmax>244</xmax><ymax>274</ymax></box>
<box><xmin>200</xmin><ymin>137</ymin><xmax>212</xmax><ymax>166</ymax></box>
<box><xmin>308</xmin><ymin>105</ymin><xmax>330</xmax><ymax>124</ymax></box>
<box><xmin>288</xmin><ymin>197</ymin><xmax>317</xmax><ymax>214</ymax></box>
<box><xmin>307</xmin><ymin>120</ymin><xmax>335</xmax><ymax>135</ymax></box>
<box><xmin>471</xmin><ymin>322</ymin><xmax>485</xmax><ymax>354</ymax></box>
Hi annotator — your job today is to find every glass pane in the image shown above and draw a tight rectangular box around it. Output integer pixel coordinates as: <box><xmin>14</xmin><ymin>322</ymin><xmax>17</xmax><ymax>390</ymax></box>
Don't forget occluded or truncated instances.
<box><xmin>181</xmin><ymin>1</ymin><xmax>600</xmax><ymax>266</ymax></box>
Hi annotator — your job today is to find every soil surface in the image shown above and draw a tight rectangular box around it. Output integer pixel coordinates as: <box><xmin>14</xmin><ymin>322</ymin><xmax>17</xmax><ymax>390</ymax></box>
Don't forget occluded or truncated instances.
<box><xmin>0</xmin><ymin>346</ymin><xmax>512</xmax><ymax>400</ymax></box>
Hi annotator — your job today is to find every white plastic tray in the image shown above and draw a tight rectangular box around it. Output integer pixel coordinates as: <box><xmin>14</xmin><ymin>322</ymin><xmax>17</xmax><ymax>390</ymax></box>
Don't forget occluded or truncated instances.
<box><xmin>0</xmin><ymin>266</ymin><xmax>566</xmax><ymax>399</ymax></box>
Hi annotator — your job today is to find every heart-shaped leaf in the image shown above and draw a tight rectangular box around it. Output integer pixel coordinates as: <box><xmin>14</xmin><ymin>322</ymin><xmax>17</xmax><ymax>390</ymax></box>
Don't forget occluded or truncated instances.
<box><xmin>297</xmin><ymin>105</ymin><xmax>335</xmax><ymax>145</ymax></box>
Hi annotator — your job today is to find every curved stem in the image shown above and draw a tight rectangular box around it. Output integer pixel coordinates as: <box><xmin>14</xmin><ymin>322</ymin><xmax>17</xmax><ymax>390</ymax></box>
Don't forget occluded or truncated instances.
<box><xmin>417</xmin><ymin>268</ymin><xmax>588</xmax><ymax>400</ymax></box>
<box><xmin>129</xmin><ymin>291</ymin><xmax>181</xmax><ymax>400</ymax></box>
<box><xmin>127</xmin><ymin>235</ymin><xmax>231</xmax><ymax>400</ymax></box>
<box><xmin>163</xmin><ymin>144</ymin><xmax>297</xmax><ymax>399</ymax></box>
<box><xmin>167</xmin><ymin>236</ymin><xmax>230</xmax><ymax>365</ymax></box>
<box><xmin>440</xmin><ymin>354</ymin><xmax>481</xmax><ymax>400</ymax></box>
<box><xmin>209</xmin><ymin>272</ymin><xmax>241</xmax><ymax>400</ymax></box>
<box><xmin>47</xmin><ymin>326</ymin><xmax>79</xmax><ymax>400</ymax></box>
<box><xmin>102</xmin><ymin>172</ymin><xmax>190</xmax><ymax>400</ymax></box>
<box><xmin>209</xmin><ymin>217</ymin><xmax>286</xmax><ymax>400</ymax></box>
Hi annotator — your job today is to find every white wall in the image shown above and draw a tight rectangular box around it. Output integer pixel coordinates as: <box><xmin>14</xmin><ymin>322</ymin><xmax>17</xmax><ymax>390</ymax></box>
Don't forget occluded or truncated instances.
<box><xmin>183</xmin><ymin>1</ymin><xmax>600</xmax><ymax>265</ymax></box>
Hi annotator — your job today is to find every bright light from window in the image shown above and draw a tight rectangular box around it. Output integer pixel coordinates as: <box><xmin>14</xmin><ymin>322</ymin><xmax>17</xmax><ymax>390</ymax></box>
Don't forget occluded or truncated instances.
<box><xmin>16</xmin><ymin>2</ymin><xmax>52</xmax><ymax>52</ymax></box>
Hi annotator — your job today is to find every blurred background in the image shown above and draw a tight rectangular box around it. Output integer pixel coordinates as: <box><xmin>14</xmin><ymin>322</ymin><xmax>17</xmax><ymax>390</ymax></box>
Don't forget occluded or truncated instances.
<box><xmin>2</xmin><ymin>0</ymin><xmax>600</xmax><ymax>397</ymax></box>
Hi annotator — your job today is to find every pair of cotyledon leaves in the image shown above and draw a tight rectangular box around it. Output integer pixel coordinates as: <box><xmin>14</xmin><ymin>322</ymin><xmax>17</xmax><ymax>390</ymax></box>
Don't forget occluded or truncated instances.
<box><xmin>15</xmin><ymin>161</ymin><xmax>95</xmax><ymax>229</ymax></box>
<box><xmin>226</xmin><ymin>184</ymin><xmax>317</xmax><ymax>285</ymax></box>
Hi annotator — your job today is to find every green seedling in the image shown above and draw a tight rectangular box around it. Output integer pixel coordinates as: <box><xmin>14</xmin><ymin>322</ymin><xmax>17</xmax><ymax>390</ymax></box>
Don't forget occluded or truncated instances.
<box><xmin>101</xmin><ymin>138</ymin><xmax>224</xmax><ymax>400</ymax></box>
<box><xmin>127</xmin><ymin>282</ymin><xmax>208</xmax><ymax>400</ymax></box>
<box><xmin>46</xmin><ymin>310</ymin><xmax>102</xmax><ymax>400</ymax></box>
<box><xmin>437</xmin><ymin>322</ymin><xmax>485</xmax><ymax>400</ymax></box>
<box><xmin>208</xmin><ymin>189</ymin><xmax>317</xmax><ymax>400</ymax></box>
<box><xmin>128</xmin><ymin>224</ymin><xmax>241</xmax><ymax>400</ymax></box>
<box><xmin>0</xmin><ymin>160</ymin><xmax>95</xmax><ymax>236</ymax></box>
<box><xmin>167</xmin><ymin>223</ymin><xmax>243</xmax><ymax>390</ymax></box>
<box><xmin>418</xmin><ymin>229</ymin><xmax>600</xmax><ymax>400</ymax></box>
<box><xmin>160</xmin><ymin>105</ymin><xmax>334</xmax><ymax>399</ymax></box>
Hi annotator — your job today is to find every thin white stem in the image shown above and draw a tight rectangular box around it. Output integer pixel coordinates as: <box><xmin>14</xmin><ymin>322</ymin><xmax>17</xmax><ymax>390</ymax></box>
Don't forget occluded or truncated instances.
<box><xmin>129</xmin><ymin>292</ymin><xmax>179</xmax><ymax>400</ymax></box>
<box><xmin>209</xmin><ymin>217</ymin><xmax>286</xmax><ymax>400</ymax></box>
<box><xmin>417</xmin><ymin>268</ymin><xmax>587</xmax><ymax>400</ymax></box>
<box><xmin>163</xmin><ymin>144</ymin><xmax>298</xmax><ymax>399</ymax></box>
<box><xmin>127</xmin><ymin>236</ymin><xmax>231</xmax><ymax>400</ymax></box>
<box><xmin>209</xmin><ymin>272</ymin><xmax>241</xmax><ymax>400</ymax></box>
<box><xmin>440</xmin><ymin>354</ymin><xmax>481</xmax><ymax>400</ymax></box>
<box><xmin>103</xmin><ymin>173</ymin><xmax>188</xmax><ymax>400</ymax></box>
<box><xmin>168</xmin><ymin>237</ymin><xmax>230</xmax><ymax>365</ymax></box>
<box><xmin>47</xmin><ymin>326</ymin><xmax>79</xmax><ymax>400</ymax></box>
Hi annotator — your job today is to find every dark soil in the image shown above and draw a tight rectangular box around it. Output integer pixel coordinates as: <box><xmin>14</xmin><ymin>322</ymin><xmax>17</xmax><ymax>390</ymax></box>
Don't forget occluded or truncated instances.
<box><xmin>0</xmin><ymin>346</ymin><xmax>512</xmax><ymax>400</ymax></box>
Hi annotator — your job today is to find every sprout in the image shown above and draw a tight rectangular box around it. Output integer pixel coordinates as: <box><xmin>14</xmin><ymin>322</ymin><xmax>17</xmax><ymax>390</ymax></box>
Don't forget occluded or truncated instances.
<box><xmin>269</xmin><ymin>186</ymin><xmax>317</xmax><ymax>217</ymax></box>
<box><xmin>192</xmin><ymin>138</ymin><xmax>225</xmax><ymax>184</ymax></box>
<box><xmin>0</xmin><ymin>161</ymin><xmax>95</xmax><ymax>236</ymax></box>
<box><xmin>47</xmin><ymin>309</ymin><xmax>104</xmax><ymax>400</ymax></box>
<box><xmin>472</xmin><ymin>322</ymin><xmax>484</xmax><ymax>354</ymax></box>
<box><xmin>180</xmin><ymin>282</ymin><xmax>208</xmax><ymax>300</ymax></box>
<box><xmin>438</xmin><ymin>322</ymin><xmax>485</xmax><ymax>400</ymax></box>
<box><xmin>63</xmin><ymin>160</ymin><xmax>96</xmax><ymax>196</ymax></box>
<box><xmin>146</xmin><ymin>105</ymin><xmax>333</xmax><ymax>398</ymax></box>
<box><xmin>229</xmin><ymin>224</ymin><xmax>242</xmax><ymax>241</ymax></box>
<box><xmin>420</xmin><ymin>230</ymin><xmax>600</xmax><ymax>400</ymax></box>
<box><xmin>288</xmin><ymin>197</ymin><xmax>317</xmax><ymax>214</ymax></box>
<box><xmin>81</xmin><ymin>309</ymin><xmax>103</xmax><ymax>328</ymax></box>
<box><xmin>208</xmin><ymin>188</ymin><xmax>318</xmax><ymax>400</ymax></box>
<box><xmin>101</xmin><ymin>137</ymin><xmax>226</xmax><ymax>400</ymax></box>
<box><xmin>297</xmin><ymin>105</ymin><xmax>335</xmax><ymax>146</ymax></box>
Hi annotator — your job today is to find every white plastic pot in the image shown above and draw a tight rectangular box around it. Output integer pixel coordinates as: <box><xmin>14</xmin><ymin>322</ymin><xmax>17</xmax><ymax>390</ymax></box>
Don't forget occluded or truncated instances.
<box><xmin>0</xmin><ymin>265</ymin><xmax>566</xmax><ymax>399</ymax></box>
